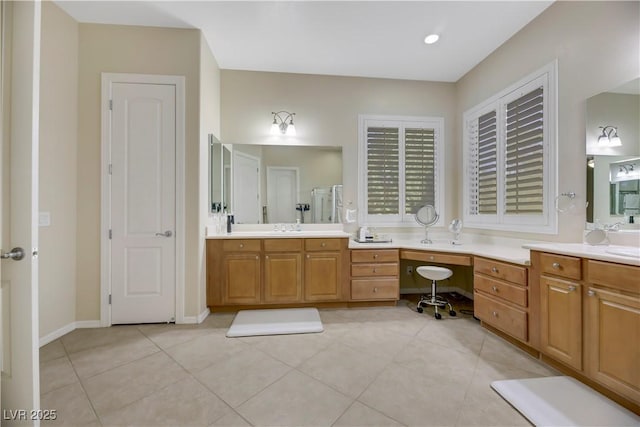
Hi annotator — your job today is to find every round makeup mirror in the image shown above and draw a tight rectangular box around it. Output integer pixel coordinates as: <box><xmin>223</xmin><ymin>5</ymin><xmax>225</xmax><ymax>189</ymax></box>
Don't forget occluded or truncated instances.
<box><xmin>415</xmin><ymin>204</ymin><xmax>439</xmax><ymax>243</ymax></box>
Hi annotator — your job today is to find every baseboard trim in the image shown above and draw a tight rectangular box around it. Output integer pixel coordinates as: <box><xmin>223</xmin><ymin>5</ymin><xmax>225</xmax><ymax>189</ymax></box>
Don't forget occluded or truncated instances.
<box><xmin>180</xmin><ymin>307</ymin><xmax>210</xmax><ymax>324</ymax></box>
<box><xmin>39</xmin><ymin>320</ymin><xmax>103</xmax><ymax>347</ymax></box>
<box><xmin>39</xmin><ymin>322</ymin><xmax>76</xmax><ymax>347</ymax></box>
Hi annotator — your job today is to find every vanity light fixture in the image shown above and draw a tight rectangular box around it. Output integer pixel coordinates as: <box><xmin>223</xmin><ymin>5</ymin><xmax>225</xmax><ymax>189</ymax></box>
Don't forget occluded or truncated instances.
<box><xmin>424</xmin><ymin>34</ymin><xmax>439</xmax><ymax>44</ymax></box>
<box><xmin>270</xmin><ymin>111</ymin><xmax>296</xmax><ymax>136</ymax></box>
<box><xmin>597</xmin><ymin>125</ymin><xmax>622</xmax><ymax>147</ymax></box>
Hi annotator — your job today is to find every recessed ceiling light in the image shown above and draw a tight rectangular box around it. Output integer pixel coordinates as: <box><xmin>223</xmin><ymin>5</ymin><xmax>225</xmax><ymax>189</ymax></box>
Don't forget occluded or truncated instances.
<box><xmin>424</xmin><ymin>34</ymin><xmax>439</xmax><ymax>45</ymax></box>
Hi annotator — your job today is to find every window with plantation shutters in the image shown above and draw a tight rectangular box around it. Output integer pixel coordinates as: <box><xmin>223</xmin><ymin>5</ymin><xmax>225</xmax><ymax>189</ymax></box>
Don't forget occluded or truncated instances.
<box><xmin>359</xmin><ymin>115</ymin><xmax>444</xmax><ymax>226</ymax></box>
<box><xmin>505</xmin><ymin>87</ymin><xmax>544</xmax><ymax>214</ymax></box>
<box><xmin>463</xmin><ymin>61</ymin><xmax>557</xmax><ymax>234</ymax></box>
<box><xmin>405</xmin><ymin>128</ymin><xmax>435</xmax><ymax>213</ymax></box>
<box><xmin>367</xmin><ymin>127</ymin><xmax>399</xmax><ymax>214</ymax></box>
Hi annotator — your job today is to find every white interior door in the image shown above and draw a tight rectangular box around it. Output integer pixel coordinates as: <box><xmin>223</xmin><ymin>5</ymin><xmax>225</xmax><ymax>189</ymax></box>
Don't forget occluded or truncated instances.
<box><xmin>267</xmin><ymin>167</ymin><xmax>298</xmax><ymax>223</ymax></box>
<box><xmin>109</xmin><ymin>82</ymin><xmax>176</xmax><ymax>324</ymax></box>
<box><xmin>233</xmin><ymin>151</ymin><xmax>260</xmax><ymax>224</ymax></box>
<box><xmin>1</xmin><ymin>0</ymin><xmax>41</xmax><ymax>419</ymax></box>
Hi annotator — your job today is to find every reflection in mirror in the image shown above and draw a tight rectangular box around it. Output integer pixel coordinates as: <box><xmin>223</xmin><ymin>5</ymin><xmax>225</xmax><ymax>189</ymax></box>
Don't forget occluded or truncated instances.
<box><xmin>585</xmin><ymin>78</ymin><xmax>639</xmax><ymax>227</ymax></box>
<box><xmin>208</xmin><ymin>134</ymin><xmax>222</xmax><ymax>212</ymax></box>
<box><xmin>218</xmin><ymin>144</ymin><xmax>342</xmax><ymax>224</ymax></box>
<box><xmin>222</xmin><ymin>144</ymin><xmax>231</xmax><ymax>212</ymax></box>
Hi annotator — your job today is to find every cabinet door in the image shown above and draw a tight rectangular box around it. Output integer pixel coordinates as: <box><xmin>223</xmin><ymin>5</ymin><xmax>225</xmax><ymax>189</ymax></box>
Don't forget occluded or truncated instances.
<box><xmin>586</xmin><ymin>287</ymin><xmax>640</xmax><ymax>403</ymax></box>
<box><xmin>304</xmin><ymin>252</ymin><xmax>341</xmax><ymax>301</ymax></box>
<box><xmin>264</xmin><ymin>253</ymin><xmax>302</xmax><ymax>302</ymax></box>
<box><xmin>223</xmin><ymin>253</ymin><xmax>261</xmax><ymax>304</ymax></box>
<box><xmin>540</xmin><ymin>276</ymin><xmax>582</xmax><ymax>370</ymax></box>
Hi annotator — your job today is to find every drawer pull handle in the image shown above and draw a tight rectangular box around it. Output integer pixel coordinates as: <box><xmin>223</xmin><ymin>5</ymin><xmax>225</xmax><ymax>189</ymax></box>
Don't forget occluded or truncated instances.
<box><xmin>373</xmin><ymin>254</ymin><xmax>378</xmax><ymax>259</ymax></box>
<box><xmin>492</xmin><ymin>286</ymin><xmax>498</xmax><ymax>292</ymax></box>
<box><xmin>373</xmin><ymin>268</ymin><xmax>377</xmax><ymax>273</ymax></box>
<box><xmin>429</xmin><ymin>256</ymin><xmax>435</xmax><ymax>261</ymax></box>
<box><xmin>552</xmin><ymin>262</ymin><xmax>561</xmax><ymax>269</ymax></box>
<box><xmin>491</xmin><ymin>267</ymin><xmax>498</xmax><ymax>273</ymax></box>
<box><xmin>306</xmin><ymin>255</ymin><xmax>310</xmax><ymax>259</ymax></box>
<box><xmin>568</xmin><ymin>285</ymin><xmax>576</xmax><ymax>292</ymax></box>
<box><xmin>265</xmin><ymin>255</ymin><xmax>269</xmax><ymax>260</ymax></box>
<box><xmin>492</xmin><ymin>311</ymin><xmax>498</xmax><ymax>317</ymax></box>
<box><xmin>588</xmin><ymin>290</ymin><xmax>596</xmax><ymax>297</ymax></box>
<box><xmin>373</xmin><ymin>287</ymin><xmax>378</xmax><ymax>293</ymax></box>
<box><xmin>321</xmin><ymin>242</ymin><xmax>326</xmax><ymax>247</ymax></box>
<box><xmin>255</xmin><ymin>256</ymin><xmax>259</xmax><ymax>260</ymax></box>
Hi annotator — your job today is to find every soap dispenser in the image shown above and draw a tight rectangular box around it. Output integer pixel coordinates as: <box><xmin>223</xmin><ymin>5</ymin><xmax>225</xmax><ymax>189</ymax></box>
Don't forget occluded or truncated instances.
<box><xmin>227</xmin><ymin>214</ymin><xmax>234</xmax><ymax>233</ymax></box>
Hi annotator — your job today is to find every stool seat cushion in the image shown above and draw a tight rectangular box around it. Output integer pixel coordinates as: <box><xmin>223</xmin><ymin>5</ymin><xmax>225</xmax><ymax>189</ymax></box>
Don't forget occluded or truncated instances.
<box><xmin>417</xmin><ymin>266</ymin><xmax>453</xmax><ymax>281</ymax></box>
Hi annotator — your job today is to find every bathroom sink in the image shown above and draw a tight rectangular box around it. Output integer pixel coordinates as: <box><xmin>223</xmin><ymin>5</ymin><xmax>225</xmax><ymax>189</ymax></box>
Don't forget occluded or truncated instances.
<box><xmin>605</xmin><ymin>247</ymin><xmax>640</xmax><ymax>258</ymax></box>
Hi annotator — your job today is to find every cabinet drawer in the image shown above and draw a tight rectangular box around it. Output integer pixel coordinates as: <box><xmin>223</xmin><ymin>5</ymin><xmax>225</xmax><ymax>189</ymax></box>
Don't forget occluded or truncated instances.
<box><xmin>400</xmin><ymin>250</ymin><xmax>472</xmax><ymax>266</ymax></box>
<box><xmin>540</xmin><ymin>253</ymin><xmax>582</xmax><ymax>281</ymax></box>
<box><xmin>351</xmin><ymin>263</ymin><xmax>399</xmax><ymax>277</ymax></box>
<box><xmin>587</xmin><ymin>260</ymin><xmax>640</xmax><ymax>294</ymax></box>
<box><xmin>474</xmin><ymin>257</ymin><xmax>527</xmax><ymax>285</ymax></box>
<box><xmin>474</xmin><ymin>274</ymin><xmax>527</xmax><ymax>307</ymax></box>
<box><xmin>351</xmin><ymin>249</ymin><xmax>398</xmax><ymax>263</ymax></box>
<box><xmin>222</xmin><ymin>239</ymin><xmax>261</xmax><ymax>252</ymax></box>
<box><xmin>305</xmin><ymin>238</ymin><xmax>342</xmax><ymax>252</ymax></box>
<box><xmin>264</xmin><ymin>238</ymin><xmax>302</xmax><ymax>252</ymax></box>
<box><xmin>474</xmin><ymin>291</ymin><xmax>528</xmax><ymax>342</ymax></box>
<box><xmin>351</xmin><ymin>279</ymin><xmax>399</xmax><ymax>300</ymax></box>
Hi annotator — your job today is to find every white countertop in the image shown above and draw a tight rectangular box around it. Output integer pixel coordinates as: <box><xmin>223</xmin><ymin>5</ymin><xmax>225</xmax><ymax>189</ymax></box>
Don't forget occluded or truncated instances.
<box><xmin>205</xmin><ymin>224</ymin><xmax>640</xmax><ymax>266</ymax></box>
<box><xmin>350</xmin><ymin>238</ymin><xmax>532</xmax><ymax>266</ymax></box>
<box><xmin>208</xmin><ymin>230</ymin><xmax>351</xmax><ymax>239</ymax></box>
<box><xmin>523</xmin><ymin>243</ymin><xmax>640</xmax><ymax>266</ymax></box>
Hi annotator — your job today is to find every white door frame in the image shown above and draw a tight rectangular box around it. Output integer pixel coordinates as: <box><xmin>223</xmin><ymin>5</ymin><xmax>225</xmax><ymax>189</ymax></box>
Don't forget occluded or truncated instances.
<box><xmin>100</xmin><ymin>73</ymin><xmax>185</xmax><ymax>326</ymax></box>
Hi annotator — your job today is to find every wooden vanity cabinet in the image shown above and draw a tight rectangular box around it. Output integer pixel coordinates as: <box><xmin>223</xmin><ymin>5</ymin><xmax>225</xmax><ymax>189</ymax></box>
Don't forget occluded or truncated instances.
<box><xmin>207</xmin><ymin>237</ymin><xmax>347</xmax><ymax>307</ymax></box>
<box><xmin>221</xmin><ymin>239</ymin><xmax>262</xmax><ymax>305</ymax></box>
<box><xmin>537</xmin><ymin>252</ymin><xmax>583</xmax><ymax>371</ymax></box>
<box><xmin>473</xmin><ymin>257</ymin><xmax>530</xmax><ymax>343</ymax></box>
<box><xmin>350</xmin><ymin>249</ymin><xmax>399</xmax><ymax>301</ymax></box>
<box><xmin>304</xmin><ymin>238</ymin><xmax>344</xmax><ymax>301</ymax></box>
<box><xmin>263</xmin><ymin>239</ymin><xmax>303</xmax><ymax>303</ymax></box>
<box><xmin>585</xmin><ymin>260</ymin><xmax>640</xmax><ymax>404</ymax></box>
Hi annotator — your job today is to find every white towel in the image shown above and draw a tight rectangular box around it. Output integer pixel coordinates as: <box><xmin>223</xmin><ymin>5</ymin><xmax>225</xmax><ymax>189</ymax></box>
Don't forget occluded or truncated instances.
<box><xmin>623</xmin><ymin>194</ymin><xmax>640</xmax><ymax>209</ymax></box>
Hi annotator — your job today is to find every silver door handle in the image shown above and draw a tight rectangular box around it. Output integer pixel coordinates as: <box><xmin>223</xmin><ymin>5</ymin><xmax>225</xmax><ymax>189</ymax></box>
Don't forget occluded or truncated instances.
<box><xmin>155</xmin><ymin>231</ymin><xmax>173</xmax><ymax>237</ymax></box>
<box><xmin>1</xmin><ymin>247</ymin><xmax>25</xmax><ymax>261</ymax></box>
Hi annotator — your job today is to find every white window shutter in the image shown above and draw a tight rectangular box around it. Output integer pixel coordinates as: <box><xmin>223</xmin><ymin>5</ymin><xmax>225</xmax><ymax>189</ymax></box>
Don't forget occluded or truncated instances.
<box><xmin>366</xmin><ymin>126</ymin><xmax>400</xmax><ymax>215</ymax></box>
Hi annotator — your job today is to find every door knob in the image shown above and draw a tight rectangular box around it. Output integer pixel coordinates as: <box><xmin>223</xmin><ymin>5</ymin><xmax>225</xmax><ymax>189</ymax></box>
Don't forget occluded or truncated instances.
<box><xmin>1</xmin><ymin>247</ymin><xmax>25</xmax><ymax>261</ymax></box>
<box><xmin>155</xmin><ymin>230</ymin><xmax>173</xmax><ymax>237</ymax></box>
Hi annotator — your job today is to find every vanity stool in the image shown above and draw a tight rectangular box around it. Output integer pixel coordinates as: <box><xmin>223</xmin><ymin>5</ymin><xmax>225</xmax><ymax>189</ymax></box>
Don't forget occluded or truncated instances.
<box><xmin>416</xmin><ymin>266</ymin><xmax>456</xmax><ymax>319</ymax></box>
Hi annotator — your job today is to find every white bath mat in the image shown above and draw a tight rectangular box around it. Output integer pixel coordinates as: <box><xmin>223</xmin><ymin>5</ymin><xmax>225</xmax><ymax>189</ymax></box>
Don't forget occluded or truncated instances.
<box><xmin>491</xmin><ymin>376</ymin><xmax>640</xmax><ymax>426</ymax></box>
<box><xmin>226</xmin><ymin>307</ymin><xmax>324</xmax><ymax>338</ymax></box>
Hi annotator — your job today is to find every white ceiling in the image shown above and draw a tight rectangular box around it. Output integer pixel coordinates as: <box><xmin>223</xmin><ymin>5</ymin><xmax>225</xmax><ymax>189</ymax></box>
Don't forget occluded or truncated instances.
<box><xmin>55</xmin><ymin>1</ymin><xmax>553</xmax><ymax>82</ymax></box>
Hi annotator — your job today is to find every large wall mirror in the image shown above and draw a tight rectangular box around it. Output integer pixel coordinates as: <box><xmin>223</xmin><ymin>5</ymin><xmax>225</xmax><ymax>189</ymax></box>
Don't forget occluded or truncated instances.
<box><xmin>586</xmin><ymin>78</ymin><xmax>640</xmax><ymax>227</ymax></box>
<box><xmin>210</xmin><ymin>143</ymin><xmax>343</xmax><ymax>224</ymax></box>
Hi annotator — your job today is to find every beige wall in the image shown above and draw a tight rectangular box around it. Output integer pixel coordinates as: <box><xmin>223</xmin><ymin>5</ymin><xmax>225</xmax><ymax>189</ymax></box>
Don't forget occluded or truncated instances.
<box><xmin>76</xmin><ymin>24</ymin><xmax>203</xmax><ymax>321</ymax></box>
<box><xmin>221</xmin><ymin>70</ymin><xmax>457</xmax><ymax>229</ymax></box>
<box><xmin>198</xmin><ymin>34</ymin><xmax>221</xmax><ymax>315</ymax></box>
<box><xmin>456</xmin><ymin>1</ymin><xmax>640</xmax><ymax>242</ymax></box>
<box><xmin>39</xmin><ymin>1</ymin><xmax>78</xmax><ymax>337</ymax></box>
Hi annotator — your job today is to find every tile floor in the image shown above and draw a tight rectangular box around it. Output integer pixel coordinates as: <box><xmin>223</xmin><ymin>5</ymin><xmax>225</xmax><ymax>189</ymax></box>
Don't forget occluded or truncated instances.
<box><xmin>40</xmin><ymin>302</ymin><xmax>557</xmax><ymax>426</ymax></box>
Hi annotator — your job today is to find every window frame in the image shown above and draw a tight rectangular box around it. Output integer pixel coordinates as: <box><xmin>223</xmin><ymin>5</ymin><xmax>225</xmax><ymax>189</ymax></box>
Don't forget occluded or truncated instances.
<box><xmin>462</xmin><ymin>61</ymin><xmax>558</xmax><ymax>234</ymax></box>
<box><xmin>358</xmin><ymin>114</ymin><xmax>445</xmax><ymax>227</ymax></box>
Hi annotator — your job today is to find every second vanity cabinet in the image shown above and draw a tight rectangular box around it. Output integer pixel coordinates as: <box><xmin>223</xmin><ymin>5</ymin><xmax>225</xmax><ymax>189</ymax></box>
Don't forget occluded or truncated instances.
<box><xmin>538</xmin><ymin>252</ymin><xmax>583</xmax><ymax>371</ymax></box>
<box><xmin>532</xmin><ymin>250</ymin><xmax>640</xmax><ymax>409</ymax></box>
